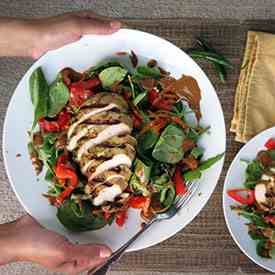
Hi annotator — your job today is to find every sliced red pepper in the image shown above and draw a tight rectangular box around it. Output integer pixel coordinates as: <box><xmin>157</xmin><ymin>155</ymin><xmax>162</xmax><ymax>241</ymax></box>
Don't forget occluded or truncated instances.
<box><xmin>39</xmin><ymin>109</ymin><xmax>70</xmax><ymax>132</ymax></box>
<box><xmin>265</xmin><ymin>138</ymin><xmax>275</xmax><ymax>150</ymax></box>
<box><xmin>173</xmin><ymin>167</ymin><xmax>187</xmax><ymax>195</ymax></box>
<box><xmin>103</xmin><ymin>211</ymin><xmax>111</xmax><ymax>221</ymax></box>
<box><xmin>148</xmin><ymin>88</ymin><xmax>172</xmax><ymax>111</ymax></box>
<box><xmin>52</xmin><ymin>154</ymin><xmax>78</xmax><ymax>206</ymax></box>
<box><xmin>129</xmin><ymin>196</ymin><xmax>149</xmax><ymax>209</ymax></box>
<box><xmin>132</xmin><ymin>113</ymin><xmax>143</xmax><ymax>128</ymax></box>
<box><xmin>115</xmin><ymin>210</ymin><xmax>128</xmax><ymax>227</ymax></box>
<box><xmin>264</xmin><ymin>215</ymin><xmax>275</xmax><ymax>225</ymax></box>
<box><xmin>227</xmin><ymin>189</ymin><xmax>255</xmax><ymax>205</ymax></box>
<box><xmin>69</xmin><ymin>77</ymin><xmax>100</xmax><ymax>107</ymax></box>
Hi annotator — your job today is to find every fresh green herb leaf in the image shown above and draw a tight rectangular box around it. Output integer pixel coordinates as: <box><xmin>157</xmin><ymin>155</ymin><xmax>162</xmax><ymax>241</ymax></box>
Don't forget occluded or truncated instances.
<box><xmin>191</xmin><ymin>147</ymin><xmax>204</xmax><ymax>159</ymax></box>
<box><xmin>57</xmin><ymin>199</ymin><xmax>108</xmax><ymax>232</ymax></box>
<box><xmin>184</xmin><ymin>169</ymin><xmax>202</xmax><ymax>181</ymax></box>
<box><xmin>152</xmin><ymin>124</ymin><xmax>185</xmax><ymax>164</ymax></box>
<box><xmin>244</xmin><ymin>180</ymin><xmax>257</xmax><ymax>189</ymax></box>
<box><xmin>48</xmin><ymin>79</ymin><xmax>70</xmax><ymax>117</ymax></box>
<box><xmin>99</xmin><ymin>66</ymin><xmax>128</xmax><ymax>88</ymax></box>
<box><xmin>161</xmin><ymin>185</ymin><xmax>176</xmax><ymax>208</ymax></box>
<box><xmin>199</xmin><ymin>153</ymin><xmax>224</xmax><ymax>171</ymax></box>
<box><xmin>246</xmin><ymin>160</ymin><xmax>264</xmax><ymax>181</ymax></box>
<box><xmin>85</xmin><ymin>61</ymin><xmax>123</xmax><ymax>79</ymax></box>
<box><xmin>29</xmin><ymin>67</ymin><xmax>49</xmax><ymax>128</ymax></box>
<box><xmin>133</xmin><ymin>65</ymin><xmax>161</xmax><ymax>80</ymax></box>
<box><xmin>133</xmin><ymin>91</ymin><xmax>147</xmax><ymax>106</ymax></box>
<box><xmin>137</xmin><ymin>129</ymin><xmax>159</xmax><ymax>153</ymax></box>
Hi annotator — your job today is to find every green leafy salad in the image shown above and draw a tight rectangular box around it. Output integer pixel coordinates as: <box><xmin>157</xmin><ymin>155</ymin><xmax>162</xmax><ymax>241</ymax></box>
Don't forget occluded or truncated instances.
<box><xmin>28</xmin><ymin>51</ymin><xmax>224</xmax><ymax>232</ymax></box>
<box><xmin>228</xmin><ymin>138</ymin><xmax>275</xmax><ymax>258</ymax></box>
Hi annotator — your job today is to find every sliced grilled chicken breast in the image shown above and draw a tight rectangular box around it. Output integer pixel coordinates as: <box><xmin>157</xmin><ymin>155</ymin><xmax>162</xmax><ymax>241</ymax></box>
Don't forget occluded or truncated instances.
<box><xmin>67</xmin><ymin>93</ymin><xmax>136</xmax><ymax>206</ymax></box>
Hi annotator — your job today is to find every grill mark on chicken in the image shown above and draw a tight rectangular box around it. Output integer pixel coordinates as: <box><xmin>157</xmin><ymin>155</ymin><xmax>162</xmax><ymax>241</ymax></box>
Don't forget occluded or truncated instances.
<box><xmin>83</xmin><ymin>119</ymin><xmax>121</xmax><ymax>125</ymax></box>
<box><xmin>90</xmin><ymin>155</ymin><xmax>112</xmax><ymax>161</ymax></box>
<box><xmin>98</xmin><ymin>143</ymin><xmax>126</xmax><ymax>149</ymax></box>
<box><xmin>80</xmin><ymin>103</ymin><xmax>109</xmax><ymax>109</ymax></box>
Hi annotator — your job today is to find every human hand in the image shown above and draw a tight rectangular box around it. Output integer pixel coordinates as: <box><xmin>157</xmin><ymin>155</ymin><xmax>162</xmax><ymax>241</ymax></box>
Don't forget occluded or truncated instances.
<box><xmin>0</xmin><ymin>215</ymin><xmax>111</xmax><ymax>274</ymax></box>
<box><xmin>0</xmin><ymin>11</ymin><xmax>121</xmax><ymax>59</ymax></box>
<box><xmin>30</xmin><ymin>11</ymin><xmax>121</xmax><ymax>59</ymax></box>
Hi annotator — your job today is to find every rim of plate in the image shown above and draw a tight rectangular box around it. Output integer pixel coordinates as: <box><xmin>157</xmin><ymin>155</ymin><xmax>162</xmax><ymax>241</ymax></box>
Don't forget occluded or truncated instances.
<box><xmin>3</xmin><ymin>28</ymin><xmax>226</xmax><ymax>251</ymax></box>
<box><xmin>223</xmin><ymin>126</ymin><xmax>275</xmax><ymax>272</ymax></box>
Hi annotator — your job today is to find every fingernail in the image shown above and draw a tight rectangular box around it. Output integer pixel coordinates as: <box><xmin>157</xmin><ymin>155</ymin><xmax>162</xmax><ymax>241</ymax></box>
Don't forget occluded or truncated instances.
<box><xmin>100</xmin><ymin>248</ymin><xmax>111</xmax><ymax>258</ymax></box>
<box><xmin>110</xmin><ymin>21</ymin><xmax>121</xmax><ymax>29</ymax></box>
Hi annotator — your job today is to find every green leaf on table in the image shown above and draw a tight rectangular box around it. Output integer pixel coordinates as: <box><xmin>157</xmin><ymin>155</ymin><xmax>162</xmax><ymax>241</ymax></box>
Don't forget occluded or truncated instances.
<box><xmin>47</xmin><ymin>79</ymin><xmax>70</xmax><ymax>117</ymax></box>
<box><xmin>29</xmin><ymin>67</ymin><xmax>49</xmax><ymax>128</ymax></box>
<box><xmin>99</xmin><ymin>66</ymin><xmax>128</xmax><ymax>88</ymax></box>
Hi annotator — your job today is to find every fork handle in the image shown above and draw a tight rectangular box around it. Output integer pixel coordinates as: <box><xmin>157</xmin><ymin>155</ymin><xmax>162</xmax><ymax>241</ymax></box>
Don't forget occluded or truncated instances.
<box><xmin>88</xmin><ymin>219</ymin><xmax>156</xmax><ymax>275</ymax></box>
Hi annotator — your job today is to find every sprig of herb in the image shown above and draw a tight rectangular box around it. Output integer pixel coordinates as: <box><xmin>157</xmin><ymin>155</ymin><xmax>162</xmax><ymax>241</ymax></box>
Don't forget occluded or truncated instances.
<box><xmin>187</xmin><ymin>37</ymin><xmax>233</xmax><ymax>83</ymax></box>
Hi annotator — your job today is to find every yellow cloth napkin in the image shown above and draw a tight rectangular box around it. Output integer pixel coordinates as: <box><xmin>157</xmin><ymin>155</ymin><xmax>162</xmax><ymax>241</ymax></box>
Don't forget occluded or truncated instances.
<box><xmin>231</xmin><ymin>31</ymin><xmax>275</xmax><ymax>143</ymax></box>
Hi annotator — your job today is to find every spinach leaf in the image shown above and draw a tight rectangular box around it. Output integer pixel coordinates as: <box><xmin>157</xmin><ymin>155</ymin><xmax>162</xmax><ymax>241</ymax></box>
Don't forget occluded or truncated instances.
<box><xmin>256</xmin><ymin>240</ymin><xmax>269</xmax><ymax>258</ymax></box>
<box><xmin>183</xmin><ymin>153</ymin><xmax>224</xmax><ymax>181</ymax></box>
<box><xmin>160</xmin><ymin>185</ymin><xmax>176</xmax><ymax>208</ymax></box>
<box><xmin>48</xmin><ymin>79</ymin><xmax>69</xmax><ymax>117</ymax></box>
<box><xmin>267</xmin><ymin>150</ymin><xmax>275</xmax><ymax>160</ymax></box>
<box><xmin>29</xmin><ymin>67</ymin><xmax>49</xmax><ymax>128</ymax></box>
<box><xmin>248</xmin><ymin>230</ymin><xmax>268</xmax><ymax>241</ymax></box>
<box><xmin>133</xmin><ymin>65</ymin><xmax>161</xmax><ymax>80</ymax></box>
<box><xmin>244</xmin><ymin>180</ymin><xmax>257</xmax><ymax>189</ymax></box>
<box><xmin>99</xmin><ymin>66</ymin><xmax>128</xmax><ymax>88</ymax></box>
<box><xmin>57</xmin><ymin>199</ymin><xmax>108</xmax><ymax>232</ymax></box>
<box><xmin>246</xmin><ymin>160</ymin><xmax>263</xmax><ymax>181</ymax></box>
<box><xmin>85</xmin><ymin>61</ymin><xmax>123</xmax><ymax>79</ymax></box>
<box><xmin>152</xmin><ymin>124</ymin><xmax>185</xmax><ymax>164</ymax></box>
<box><xmin>137</xmin><ymin>129</ymin><xmax>159</xmax><ymax>153</ymax></box>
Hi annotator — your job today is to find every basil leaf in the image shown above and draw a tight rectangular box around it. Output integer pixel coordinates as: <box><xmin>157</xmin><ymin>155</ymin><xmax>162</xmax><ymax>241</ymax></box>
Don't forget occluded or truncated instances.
<box><xmin>29</xmin><ymin>67</ymin><xmax>49</xmax><ymax>128</ymax></box>
<box><xmin>152</xmin><ymin>124</ymin><xmax>185</xmax><ymax>164</ymax></box>
<box><xmin>99</xmin><ymin>66</ymin><xmax>128</xmax><ymax>88</ymax></box>
<box><xmin>57</xmin><ymin>199</ymin><xmax>108</xmax><ymax>232</ymax></box>
<box><xmin>48</xmin><ymin>79</ymin><xmax>70</xmax><ymax>117</ymax></box>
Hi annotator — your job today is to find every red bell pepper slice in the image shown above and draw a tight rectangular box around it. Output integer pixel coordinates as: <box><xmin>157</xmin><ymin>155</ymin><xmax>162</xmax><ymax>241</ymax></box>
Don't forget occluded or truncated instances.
<box><xmin>39</xmin><ymin>109</ymin><xmax>70</xmax><ymax>132</ymax></box>
<box><xmin>227</xmin><ymin>188</ymin><xmax>255</xmax><ymax>205</ymax></box>
<box><xmin>52</xmin><ymin>154</ymin><xmax>78</xmax><ymax>206</ymax></box>
<box><xmin>115</xmin><ymin>210</ymin><xmax>128</xmax><ymax>227</ymax></box>
<box><xmin>173</xmin><ymin>167</ymin><xmax>187</xmax><ymax>195</ymax></box>
<box><xmin>148</xmin><ymin>88</ymin><xmax>172</xmax><ymax>111</ymax></box>
<box><xmin>69</xmin><ymin>77</ymin><xmax>101</xmax><ymax>107</ymax></box>
<box><xmin>129</xmin><ymin>196</ymin><xmax>149</xmax><ymax>209</ymax></box>
<box><xmin>264</xmin><ymin>215</ymin><xmax>275</xmax><ymax>225</ymax></box>
<box><xmin>265</xmin><ymin>138</ymin><xmax>275</xmax><ymax>150</ymax></box>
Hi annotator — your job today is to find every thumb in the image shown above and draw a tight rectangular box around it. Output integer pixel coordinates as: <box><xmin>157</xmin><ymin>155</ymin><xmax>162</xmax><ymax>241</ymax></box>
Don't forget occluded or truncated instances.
<box><xmin>78</xmin><ymin>17</ymin><xmax>121</xmax><ymax>35</ymax></box>
<box><xmin>59</xmin><ymin>244</ymin><xmax>111</xmax><ymax>274</ymax></box>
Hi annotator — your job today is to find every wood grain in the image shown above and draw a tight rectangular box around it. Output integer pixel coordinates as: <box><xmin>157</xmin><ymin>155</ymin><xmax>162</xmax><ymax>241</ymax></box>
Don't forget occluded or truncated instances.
<box><xmin>1</xmin><ymin>18</ymin><xmax>275</xmax><ymax>274</ymax></box>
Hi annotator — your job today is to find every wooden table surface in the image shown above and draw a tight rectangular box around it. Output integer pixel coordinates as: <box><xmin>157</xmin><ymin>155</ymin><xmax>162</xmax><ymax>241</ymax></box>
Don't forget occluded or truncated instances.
<box><xmin>1</xmin><ymin>15</ymin><xmax>275</xmax><ymax>275</ymax></box>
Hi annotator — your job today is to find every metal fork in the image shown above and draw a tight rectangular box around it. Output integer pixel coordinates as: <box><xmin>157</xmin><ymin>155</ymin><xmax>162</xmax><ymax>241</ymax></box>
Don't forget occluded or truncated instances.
<box><xmin>88</xmin><ymin>181</ymin><xmax>199</xmax><ymax>275</ymax></box>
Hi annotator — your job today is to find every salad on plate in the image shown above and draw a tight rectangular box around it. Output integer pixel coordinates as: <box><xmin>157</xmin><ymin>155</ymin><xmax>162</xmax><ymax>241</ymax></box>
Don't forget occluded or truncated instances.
<box><xmin>28</xmin><ymin>51</ymin><xmax>223</xmax><ymax>232</ymax></box>
<box><xmin>228</xmin><ymin>138</ymin><xmax>275</xmax><ymax>258</ymax></box>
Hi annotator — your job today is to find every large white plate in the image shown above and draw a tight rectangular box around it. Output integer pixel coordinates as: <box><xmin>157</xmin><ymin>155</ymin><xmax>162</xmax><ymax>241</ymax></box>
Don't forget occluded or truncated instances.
<box><xmin>3</xmin><ymin>29</ymin><xmax>225</xmax><ymax>252</ymax></box>
<box><xmin>223</xmin><ymin>126</ymin><xmax>275</xmax><ymax>272</ymax></box>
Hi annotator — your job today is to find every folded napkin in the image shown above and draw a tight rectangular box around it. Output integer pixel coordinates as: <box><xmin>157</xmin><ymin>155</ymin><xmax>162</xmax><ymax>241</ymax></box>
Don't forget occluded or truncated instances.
<box><xmin>231</xmin><ymin>31</ymin><xmax>275</xmax><ymax>143</ymax></box>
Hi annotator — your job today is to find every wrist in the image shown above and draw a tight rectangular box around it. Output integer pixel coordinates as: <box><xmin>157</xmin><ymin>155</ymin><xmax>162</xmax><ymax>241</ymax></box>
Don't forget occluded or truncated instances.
<box><xmin>0</xmin><ymin>219</ymin><xmax>21</xmax><ymax>265</ymax></box>
<box><xmin>0</xmin><ymin>17</ymin><xmax>37</xmax><ymax>58</ymax></box>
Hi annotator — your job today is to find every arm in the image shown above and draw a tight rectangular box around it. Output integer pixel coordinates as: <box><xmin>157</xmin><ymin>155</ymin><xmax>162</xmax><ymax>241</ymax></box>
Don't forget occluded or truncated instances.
<box><xmin>0</xmin><ymin>11</ymin><xmax>121</xmax><ymax>58</ymax></box>
<box><xmin>0</xmin><ymin>10</ymin><xmax>120</xmax><ymax>274</ymax></box>
<box><xmin>0</xmin><ymin>215</ymin><xmax>111</xmax><ymax>274</ymax></box>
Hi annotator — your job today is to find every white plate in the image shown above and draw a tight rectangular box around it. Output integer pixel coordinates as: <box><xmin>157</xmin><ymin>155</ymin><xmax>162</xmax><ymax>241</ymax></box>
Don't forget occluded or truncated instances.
<box><xmin>223</xmin><ymin>126</ymin><xmax>275</xmax><ymax>272</ymax></box>
<box><xmin>3</xmin><ymin>29</ymin><xmax>225</xmax><ymax>252</ymax></box>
